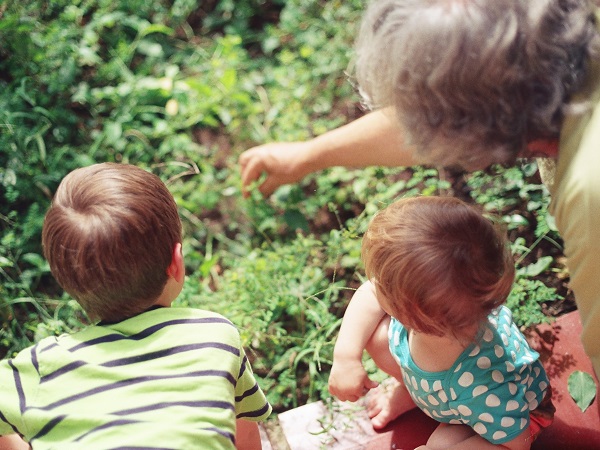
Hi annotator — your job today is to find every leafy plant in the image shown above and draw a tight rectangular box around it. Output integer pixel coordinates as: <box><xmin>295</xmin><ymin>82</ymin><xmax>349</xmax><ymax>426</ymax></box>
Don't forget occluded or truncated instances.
<box><xmin>1</xmin><ymin>0</ymin><xmax>571</xmax><ymax>418</ymax></box>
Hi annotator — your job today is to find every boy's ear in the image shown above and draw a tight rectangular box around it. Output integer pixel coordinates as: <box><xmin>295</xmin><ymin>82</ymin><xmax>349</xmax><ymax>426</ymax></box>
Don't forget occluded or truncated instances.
<box><xmin>166</xmin><ymin>243</ymin><xmax>185</xmax><ymax>283</ymax></box>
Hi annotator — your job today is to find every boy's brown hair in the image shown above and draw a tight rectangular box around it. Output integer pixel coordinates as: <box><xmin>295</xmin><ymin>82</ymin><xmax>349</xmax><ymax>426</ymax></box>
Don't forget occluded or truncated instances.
<box><xmin>362</xmin><ymin>196</ymin><xmax>515</xmax><ymax>337</ymax></box>
<box><xmin>42</xmin><ymin>163</ymin><xmax>182</xmax><ymax>323</ymax></box>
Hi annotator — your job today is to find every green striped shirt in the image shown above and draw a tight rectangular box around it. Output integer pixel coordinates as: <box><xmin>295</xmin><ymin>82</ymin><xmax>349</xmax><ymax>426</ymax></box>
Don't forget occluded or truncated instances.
<box><xmin>0</xmin><ymin>307</ymin><xmax>271</xmax><ymax>449</ymax></box>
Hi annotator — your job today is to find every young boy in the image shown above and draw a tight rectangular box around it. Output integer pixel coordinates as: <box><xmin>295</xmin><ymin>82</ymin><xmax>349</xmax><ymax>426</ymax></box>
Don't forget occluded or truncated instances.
<box><xmin>0</xmin><ymin>163</ymin><xmax>271</xmax><ymax>450</ymax></box>
<box><xmin>329</xmin><ymin>196</ymin><xmax>554</xmax><ymax>449</ymax></box>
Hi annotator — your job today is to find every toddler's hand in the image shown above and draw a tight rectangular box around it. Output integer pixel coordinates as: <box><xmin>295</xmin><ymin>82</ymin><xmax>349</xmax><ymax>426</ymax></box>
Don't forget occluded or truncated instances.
<box><xmin>328</xmin><ymin>358</ymin><xmax>379</xmax><ymax>402</ymax></box>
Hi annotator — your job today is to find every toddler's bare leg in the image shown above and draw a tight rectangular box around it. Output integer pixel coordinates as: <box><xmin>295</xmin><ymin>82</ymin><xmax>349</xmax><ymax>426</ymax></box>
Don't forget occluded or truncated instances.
<box><xmin>424</xmin><ymin>423</ymin><xmax>476</xmax><ymax>449</ymax></box>
<box><xmin>364</xmin><ymin>316</ymin><xmax>417</xmax><ymax>429</ymax></box>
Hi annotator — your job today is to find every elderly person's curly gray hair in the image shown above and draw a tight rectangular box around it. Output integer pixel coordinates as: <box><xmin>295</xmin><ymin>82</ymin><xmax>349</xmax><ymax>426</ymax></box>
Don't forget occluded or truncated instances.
<box><xmin>354</xmin><ymin>0</ymin><xmax>599</xmax><ymax>170</ymax></box>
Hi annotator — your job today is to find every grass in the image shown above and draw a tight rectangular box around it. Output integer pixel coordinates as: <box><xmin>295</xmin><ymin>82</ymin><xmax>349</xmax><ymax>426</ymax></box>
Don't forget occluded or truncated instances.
<box><xmin>0</xmin><ymin>0</ymin><xmax>570</xmax><ymax>414</ymax></box>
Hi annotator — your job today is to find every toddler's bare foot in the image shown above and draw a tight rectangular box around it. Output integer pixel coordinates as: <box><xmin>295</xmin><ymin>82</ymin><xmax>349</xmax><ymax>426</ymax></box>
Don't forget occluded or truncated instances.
<box><xmin>365</xmin><ymin>378</ymin><xmax>417</xmax><ymax>430</ymax></box>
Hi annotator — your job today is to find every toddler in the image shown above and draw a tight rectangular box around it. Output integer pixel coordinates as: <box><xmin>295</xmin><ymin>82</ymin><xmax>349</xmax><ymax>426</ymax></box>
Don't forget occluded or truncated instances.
<box><xmin>329</xmin><ymin>196</ymin><xmax>554</xmax><ymax>449</ymax></box>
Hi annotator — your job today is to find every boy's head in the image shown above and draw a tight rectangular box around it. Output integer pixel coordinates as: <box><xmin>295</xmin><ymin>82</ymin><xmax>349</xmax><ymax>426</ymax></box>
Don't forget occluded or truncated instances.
<box><xmin>42</xmin><ymin>163</ymin><xmax>182</xmax><ymax>323</ymax></box>
<box><xmin>362</xmin><ymin>196</ymin><xmax>514</xmax><ymax>337</ymax></box>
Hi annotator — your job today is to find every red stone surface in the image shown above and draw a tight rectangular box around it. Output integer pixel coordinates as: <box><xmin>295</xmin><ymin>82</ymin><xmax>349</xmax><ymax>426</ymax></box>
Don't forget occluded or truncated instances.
<box><xmin>529</xmin><ymin>311</ymin><xmax>600</xmax><ymax>450</ymax></box>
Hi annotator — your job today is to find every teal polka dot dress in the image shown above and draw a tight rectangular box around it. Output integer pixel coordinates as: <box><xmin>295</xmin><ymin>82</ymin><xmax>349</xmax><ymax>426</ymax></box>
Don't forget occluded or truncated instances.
<box><xmin>388</xmin><ymin>306</ymin><xmax>550</xmax><ymax>444</ymax></box>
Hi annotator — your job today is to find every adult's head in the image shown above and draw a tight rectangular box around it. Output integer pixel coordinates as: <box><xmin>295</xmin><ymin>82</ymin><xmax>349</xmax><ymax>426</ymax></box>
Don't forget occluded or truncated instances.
<box><xmin>42</xmin><ymin>163</ymin><xmax>182</xmax><ymax>323</ymax></box>
<box><xmin>355</xmin><ymin>0</ymin><xmax>599</xmax><ymax>170</ymax></box>
<box><xmin>362</xmin><ymin>196</ymin><xmax>515</xmax><ymax>337</ymax></box>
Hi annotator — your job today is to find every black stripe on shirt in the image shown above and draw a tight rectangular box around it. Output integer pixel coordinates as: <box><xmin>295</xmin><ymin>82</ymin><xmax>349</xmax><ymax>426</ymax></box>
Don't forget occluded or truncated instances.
<box><xmin>30</xmin><ymin>344</ymin><xmax>40</xmax><ymax>375</ymax></box>
<box><xmin>40</xmin><ymin>360</ymin><xmax>87</xmax><ymax>383</ymax></box>
<box><xmin>8</xmin><ymin>360</ymin><xmax>26</xmax><ymax>414</ymax></box>
<box><xmin>37</xmin><ymin>370</ymin><xmax>236</xmax><ymax>411</ymax></box>
<box><xmin>236</xmin><ymin>402</ymin><xmax>271</xmax><ymax>419</ymax></box>
<box><xmin>201</xmin><ymin>426</ymin><xmax>235</xmax><ymax>443</ymax></box>
<box><xmin>61</xmin><ymin>317</ymin><xmax>235</xmax><ymax>354</ymax></box>
<box><xmin>29</xmin><ymin>415</ymin><xmax>66</xmax><ymax>441</ymax></box>
<box><xmin>238</xmin><ymin>354</ymin><xmax>248</xmax><ymax>379</ymax></box>
<box><xmin>111</xmin><ymin>400</ymin><xmax>235</xmax><ymax>416</ymax></box>
<box><xmin>0</xmin><ymin>410</ymin><xmax>19</xmax><ymax>434</ymax></box>
<box><xmin>235</xmin><ymin>383</ymin><xmax>259</xmax><ymax>403</ymax></box>
<box><xmin>101</xmin><ymin>342</ymin><xmax>239</xmax><ymax>368</ymax></box>
<box><xmin>75</xmin><ymin>419</ymin><xmax>139</xmax><ymax>442</ymax></box>
<box><xmin>40</xmin><ymin>342</ymin><xmax>239</xmax><ymax>384</ymax></box>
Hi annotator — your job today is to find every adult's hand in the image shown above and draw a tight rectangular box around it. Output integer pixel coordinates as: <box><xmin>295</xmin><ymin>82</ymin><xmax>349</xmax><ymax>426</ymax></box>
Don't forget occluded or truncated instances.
<box><xmin>239</xmin><ymin>141</ymin><xmax>313</xmax><ymax>197</ymax></box>
<box><xmin>239</xmin><ymin>110</ymin><xmax>416</xmax><ymax>198</ymax></box>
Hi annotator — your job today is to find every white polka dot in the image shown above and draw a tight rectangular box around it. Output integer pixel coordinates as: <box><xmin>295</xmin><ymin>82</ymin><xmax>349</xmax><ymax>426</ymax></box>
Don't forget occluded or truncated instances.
<box><xmin>418</xmin><ymin>397</ymin><xmax>428</xmax><ymax>407</ymax></box>
<box><xmin>469</xmin><ymin>346</ymin><xmax>481</xmax><ymax>357</ymax></box>
<box><xmin>449</xmin><ymin>419</ymin><xmax>462</xmax><ymax>425</ymax></box>
<box><xmin>493</xmin><ymin>431</ymin><xmax>507</xmax><ymax>440</ymax></box>
<box><xmin>492</xmin><ymin>370</ymin><xmax>504</xmax><ymax>383</ymax></box>
<box><xmin>505</xmin><ymin>361</ymin><xmax>515</xmax><ymax>372</ymax></box>
<box><xmin>511</xmin><ymin>351</ymin><xmax>516</xmax><ymax>361</ymax></box>
<box><xmin>534</xmin><ymin>367</ymin><xmax>541</xmax><ymax>377</ymax></box>
<box><xmin>477</xmin><ymin>357</ymin><xmax>491</xmax><ymax>369</ymax></box>
<box><xmin>421</xmin><ymin>379</ymin><xmax>430</xmax><ymax>392</ymax></box>
<box><xmin>506</xmin><ymin>400</ymin><xmax>519</xmax><ymax>411</ymax></box>
<box><xmin>411</xmin><ymin>376</ymin><xmax>418</xmax><ymax>390</ymax></box>
<box><xmin>450</xmin><ymin>388</ymin><xmax>457</xmax><ymax>400</ymax></box>
<box><xmin>454</xmin><ymin>363</ymin><xmax>462</xmax><ymax>373</ymax></box>
<box><xmin>486</xmin><ymin>394</ymin><xmax>501</xmax><ymax>407</ymax></box>
<box><xmin>525</xmin><ymin>391</ymin><xmax>538</xmax><ymax>410</ymax></box>
<box><xmin>521</xmin><ymin>403</ymin><xmax>530</xmax><ymax>412</ymax></box>
<box><xmin>508</xmin><ymin>383</ymin><xmax>517</xmax><ymax>395</ymax></box>
<box><xmin>520</xmin><ymin>418</ymin><xmax>528</xmax><ymax>429</ymax></box>
<box><xmin>483</xmin><ymin>328</ymin><xmax>494</xmax><ymax>342</ymax></box>
<box><xmin>457</xmin><ymin>404</ymin><xmax>472</xmax><ymax>416</ymax></box>
<box><xmin>427</xmin><ymin>395</ymin><xmax>439</xmax><ymax>406</ymax></box>
<box><xmin>472</xmin><ymin>385</ymin><xmax>488</xmax><ymax>397</ymax></box>
<box><xmin>502</xmin><ymin>334</ymin><xmax>509</xmax><ymax>346</ymax></box>
<box><xmin>479</xmin><ymin>412</ymin><xmax>494</xmax><ymax>423</ymax></box>
<box><xmin>440</xmin><ymin>409</ymin><xmax>454</xmax><ymax>416</ymax></box>
<box><xmin>503</xmin><ymin>324</ymin><xmax>512</xmax><ymax>336</ymax></box>
<box><xmin>433</xmin><ymin>380</ymin><xmax>442</xmax><ymax>391</ymax></box>
<box><xmin>432</xmin><ymin>410</ymin><xmax>441</xmax><ymax>418</ymax></box>
<box><xmin>473</xmin><ymin>422</ymin><xmax>487</xmax><ymax>435</ymax></box>
<box><xmin>501</xmin><ymin>417</ymin><xmax>515</xmax><ymax>427</ymax></box>
<box><xmin>539</xmin><ymin>381</ymin><xmax>548</xmax><ymax>391</ymax></box>
<box><xmin>495</xmin><ymin>345</ymin><xmax>505</xmax><ymax>358</ymax></box>
<box><xmin>514</xmin><ymin>340</ymin><xmax>521</xmax><ymax>352</ymax></box>
<box><xmin>422</xmin><ymin>408</ymin><xmax>433</xmax><ymax>418</ymax></box>
<box><xmin>458</xmin><ymin>372</ymin><xmax>474</xmax><ymax>387</ymax></box>
<box><xmin>439</xmin><ymin>390</ymin><xmax>448</xmax><ymax>402</ymax></box>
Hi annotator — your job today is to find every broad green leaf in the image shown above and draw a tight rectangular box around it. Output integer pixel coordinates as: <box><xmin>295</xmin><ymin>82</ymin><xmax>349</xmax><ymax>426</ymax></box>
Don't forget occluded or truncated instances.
<box><xmin>517</xmin><ymin>256</ymin><xmax>553</xmax><ymax>278</ymax></box>
<box><xmin>568</xmin><ymin>370</ymin><xmax>597</xmax><ymax>412</ymax></box>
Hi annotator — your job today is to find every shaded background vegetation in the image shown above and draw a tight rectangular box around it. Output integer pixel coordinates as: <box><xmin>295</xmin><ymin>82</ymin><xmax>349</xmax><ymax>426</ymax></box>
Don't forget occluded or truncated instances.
<box><xmin>0</xmin><ymin>0</ymin><xmax>572</xmax><ymax>413</ymax></box>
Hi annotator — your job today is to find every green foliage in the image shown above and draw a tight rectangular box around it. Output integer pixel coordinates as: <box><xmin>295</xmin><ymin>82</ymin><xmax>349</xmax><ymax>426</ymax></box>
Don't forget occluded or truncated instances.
<box><xmin>1</xmin><ymin>0</ymin><xmax>567</xmax><ymax>415</ymax></box>
<box><xmin>177</xmin><ymin>234</ymin><xmax>347</xmax><ymax>411</ymax></box>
